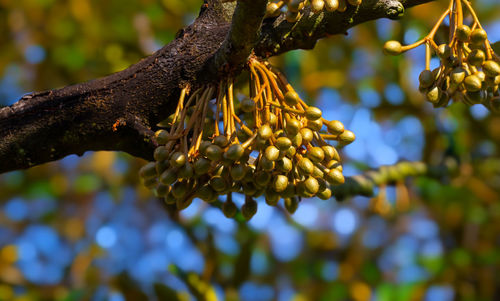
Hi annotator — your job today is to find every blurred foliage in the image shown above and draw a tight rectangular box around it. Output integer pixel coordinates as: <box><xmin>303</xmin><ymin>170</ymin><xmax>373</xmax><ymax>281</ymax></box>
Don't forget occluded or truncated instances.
<box><xmin>1</xmin><ymin>0</ymin><xmax>500</xmax><ymax>300</ymax></box>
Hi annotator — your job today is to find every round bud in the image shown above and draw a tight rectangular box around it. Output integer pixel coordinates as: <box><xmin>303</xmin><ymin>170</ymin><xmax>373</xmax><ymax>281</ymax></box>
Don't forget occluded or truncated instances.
<box><xmin>383</xmin><ymin>40</ymin><xmax>402</xmax><ymax>56</ymax></box>
<box><xmin>436</xmin><ymin>44</ymin><xmax>452</xmax><ymax>59</ymax></box>
<box><xmin>325</xmin><ymin>0</ymin><xmax>339</xmax><ymax>11</ymax></box>
<box><xmin>284</xmin><ymin>197</ymin><xmax>299</xmax><ymax>214</ymax></box>
<box><xmin>194</xmin><ymin>158</ymin><xmax>211</xmax><ymax>175</ymax></box>
<box><xmin>464</xmin><ymin>75</ymin><xmax>483</xmax><ymax>92</ymax></box>
<box><xmin>213</xmin><ymin>135</ymin><xmax>229</xmax><ymax>148</ymax></box>
<box><xmin>230</xmin><ymin>164</ymin><xmax>247</xmax><ymax>181</ymax></box>
<box><xmin>159</xmin><ymin>168</ymin><xmax>177</xmax><ymax>185</ymax></box>
<box><xmin>348</xmin><ymin>0</ymin><xmax>362</xmax><ymax>4</ymax></box>
<box><xmin>164</xmin><ymin>191</ymin><xmax>176</xmax><ymax>205</ymax></box>
<box><xmin>154</xmin><ymin>184</ymin><xmax>169</xmax><ymax>197</ymax></box>
<box><xmin>419</xmin><ymin>70</ymin><xmax>435</xmax><ymax>88</ymax></box>
<box><xmin>269</xmin><ymin>113</ymin><xmax>278</xmax><ymax>127</ymax></box>
<box><xmin>273</xmin><ymin>175</ymin><xmax>289</xmax><ymax>192</ymax></box>
<box><xmin>285</xmin><ymin>118</ymin><xmax>301</xmax><ymax>136</ymax></box>
<box><xmin>156</xmin><ymin>160</ymin><xmax>169</xmax><ymax>175</ymax></box>
<box><xmin>426</xmin><ymin>86</ymin><xmax>442</xmax><ymax>104</ymax></box>
<box><xmin>199</xmin><ymin>141</ymin><xmax>212</xmax><ymax>156</ymax></box>
<box><xmin>322</xmin><ymin>145</ymin><xmax>338</xmax><ymax>162</ymax></box>
<box><xmin>143</xmin><ymin>177</ymin><xmax>157</xmax><ymax>189</ymax></box>
<box><xmin>177</xmin><ymin>163</ymin><xmax>194</xmax><ymax>179</ymax></box>
<box><xmin>170</xmin><ymin>152</ymin><xmax>186</xmax><ymax>168</ymax></box>
<box><xmin>455</xmin><ymin>25</ymin><xmax>471</xmax><ymax>42</ymax></box>
<box><xmin>210</xmin><ymin>176</ymin><xmax>228</xmax><ymax>192</ymax></box>
<box><xmin>307</xmin><ymin>118</ymin><xmax>323</xmax><ymax>131</ymax></box>
<box><xmin>196</xmin><ymin>184</ymin><xmax>217</xmax><ymax>203</ymax></box>
<box><xmin>205</xmin><ymin>145</ymin><xmax>223</xmax><ymax>161</ymax></box>
<box><xmin>241</xmin><ymin>199</ymin><xmax>258</xmax><ymax>221</ymax></box>
<box><xmin>154</xmin><ymin>146</ymin><xmax>169</xmax><ymax>162</ymax></box>
<box><xmin>317</xmin><ymin>188</ymin><xmax>332</xmax><ymax>200</ymax></box>
<box><xmin>285</xmin><ymin>146</ymin><xmax>296</xmax><ymax>157</ymax></box>
<box><xmin>465</xmin><ymin>90</ymin><xmax>485</xmax><ymax>105</ymax></box>
<box><xmin>154</xmin><ymin>130</ymin><xmax>169</xmax><ymax>145</ymax></box>
<box><xmin>326</xmin><ymin>120</ymin><xmax>344</xmax><ymax>135</ymax></box>
<box><xmin>222</xmin><ymin>201</ymin><xmax>237</xmax><ymax>218</ymax></box>
<box><xmin>305</xmin><ymin>107</ymin><xmax>322</xmax><ymax>120</ymax></box>
<box><xmin>307</xmin><ymin>147</ymin><xmax>325</xmax><ymax>163</ymax></box>
<box><xmin>297</xmin><ymin>157</ymin><xmax>314</xmax><ymax>175</ymax></box>
<box><xmin>139</xmin><ymin>162</ymin><xmax>157</xmax><ymax>179</ymax></box>
<box><xmin>450</xmin><ymin>67</ymin><xmax>466</xmax><ymax>85</ymax></box>
<box><xmin>276</xmin><ymin>137</ymin><xmax>292</xmax><ymax>151</ymax></box>
<box><xmin>311</xmin><ymin>0</ymin><xmax>325</xmax><ymax>12</ymax></box>
<box><xmin>240</xmin><ymin>98</ymin><xmax>256</xmax><ymax>113</ymax></box>
<box><xmin>254</xmin><ymin>171</ymin><xmax>272</xmax><ymax>187</ymax></box>
<box><xmin>312</xmin><ymin>166</ymin><xmax>324</xmax><ymax>178</ymax></box>
<box><xmin>265</xmin><ymin>191</ymin><xmax>280</xmax><ymax>206</ymax></box>
<box><xmin>304</xmin><ymin>177</ymin><xmax>319</xmax><ymax>195</ymax></box>
<box><xmin>172</xmin><ymin>181</ymin><xmax>188</xmax><ymax>199</ymax></box>
<box><xmin>284</xmin><ymin>91</ymin><xmax>300</xmax><ymax>106</ymax></box>
<box><xmin>326</xmin><ymin>169</ymin><xmax>345</xmax><ymax>185</ymax></box>
<box><xmin>483</xmin><ymin>60</ymin><xmax>500</xmax><ymax>77</ymax></box>
<box><xmin>259</xmin><ymin>156</ymin><xmax>275</xmax><ymax>171</ymax></box>
<box><xmin>265</xmin><ymin>2</ymin><xmax>281</xmax><ymax>17</ymax></box>
<box><xmin>468</xmin><ymin>49</ymin><xmax>486</xmax><ymax>67</ymax></box>
<box><xmin>325</xmin><ymin>159</ymin><xmax>342</xmax><ymax>170</ymax></box>
<box><xmin>470</xmin><ymin>28</ymin><xmax>487</xmax><ymax>45</ymax></box>
<box><xmin>300</xmin><ymin>128</ymin><xmax>314</xmax><ymax>144</ymax></box>
<box><xmin>277</xmin><ymin>157</ymin><xmax>293</xmax><ymax>173</ymax></box>
<box><xmin>258</xmin><ymin>124</ymin><xmax>273</xmax><ymax>140</ymax></box>
<box><xmin>338</xmin><ymin>130</ymin><xmax>356</xmax><ymax>144</ymax></box>
<box><xmin>265</xmin><ymin>145</ymin><xmax>281</xmax><ymax>161</ymax></box>
<box><xmin>474</xmin><ymin>71</ymin><xmax>486</xmax><ymax>82</ymax></box>
<box><xmin>290</xmin><ymin>133</ymin><xmax>303</xmax><ymax>147</ymax></box>
<box><xmin>224</xmin><ymin>144</ymin><xmax>245</xmax><ymax>161</ymax></box>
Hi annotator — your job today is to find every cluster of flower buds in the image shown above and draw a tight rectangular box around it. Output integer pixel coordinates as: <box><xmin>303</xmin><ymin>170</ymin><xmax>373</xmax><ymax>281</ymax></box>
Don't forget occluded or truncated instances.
<box><xmin>383</xmin><ymin>0</ymin><xmax>500</xmax><ymax>109</ymax></box>
<box><xmin>139</xmin><ymin>59</ymin><xmax>355</xmax><ymax>220</ymax></box>
<box><xmin>265</xmin><ymin>0</ymin><xmax>363</xmax><ymax>22</ymax></box>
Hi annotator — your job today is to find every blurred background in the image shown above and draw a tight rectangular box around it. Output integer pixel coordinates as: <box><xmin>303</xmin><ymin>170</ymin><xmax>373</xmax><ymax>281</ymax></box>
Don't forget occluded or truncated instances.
<box><xmin>0</xmin><ymin>0</ymin><xmax>500</xmax><ymax>300</ymax></box>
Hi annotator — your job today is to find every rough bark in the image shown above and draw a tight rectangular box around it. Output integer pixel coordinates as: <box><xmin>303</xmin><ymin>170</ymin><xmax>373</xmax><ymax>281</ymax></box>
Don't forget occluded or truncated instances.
<box><xmin>0</xmin><ymin>0</ymin><xmax>433</xmax><ymax>174</ymax></box>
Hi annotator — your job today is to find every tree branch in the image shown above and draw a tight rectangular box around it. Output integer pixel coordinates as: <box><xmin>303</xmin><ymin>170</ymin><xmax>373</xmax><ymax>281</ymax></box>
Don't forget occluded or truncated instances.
<box><xmin>0</xmin><ymin>0</ymin><xmax>435</xmax><ymax>174</ymax></box>
<box><xmin>205</xmin><ymin>0</ymin><xmax>268</xmax><ymax>76</ymax></box>
<box><xmin>255</xmin><ymin>0</ymin><xmax>433</xmax><ymax>57</ymax></box>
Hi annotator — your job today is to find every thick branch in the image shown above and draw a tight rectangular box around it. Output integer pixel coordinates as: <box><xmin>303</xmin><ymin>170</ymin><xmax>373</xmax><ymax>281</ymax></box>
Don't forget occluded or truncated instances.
<box><xmin>255</xmin><ymin>0</ymin><xmax>434</xmax><ymax>57</ymax></box>
<box><xmin>0</xmin><ymin>0</ymin><xmax>434</xmax><ymax>174</ymax></box>
<box><xmin>205</xmin><ymin>0</ymin><xmax>268</xmax><ymax>76</ymax></box>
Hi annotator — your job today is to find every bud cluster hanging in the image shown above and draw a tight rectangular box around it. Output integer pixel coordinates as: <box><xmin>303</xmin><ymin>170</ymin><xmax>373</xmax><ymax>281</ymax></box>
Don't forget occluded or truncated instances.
<box><xmin>383</xmin><ymin>0</ymin><xmax>500</xmax><ymax>109</ymax></box>
<box><xmin>265</xmin><ymin>0</ymin><xmax>363</xmax><ymax>22</ymax></box>
<box><xmin>139</xmin><ymin>59</ymin><xmax>355</xmax><ymax>220</ymax></box>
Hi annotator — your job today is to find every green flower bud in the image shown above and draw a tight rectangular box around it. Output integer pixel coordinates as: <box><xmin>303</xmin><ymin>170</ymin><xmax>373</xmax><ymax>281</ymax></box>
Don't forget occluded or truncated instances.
<box><xmin>139</xmin><ymin>162</ymin><xmax>157</xmax><ymax>179</ymax></box>
<box><xmin>241</xmin><ymin>199</ymin><xmax>258</xmax><ymax>221</ymax></box>
<box><xmin>154</xmin><ymin>130</ymin><xmax>169</xmax><ymax>145</ymax></box>
<box><xmin>273</xmin><ymin>175</ymin><xmax>289</xmax><ymax>192</ymax></box>
<box><xmin>284</xmin><ymin>91</ymin><xmax>300</xmax><ymax>106</ymax></box>
<box><xmin>258</xmin><ymin>124</ymin><xmax>273</xmax><ymax>140</ymax></box>
<box><xmin>305</xmin><ymin>107</ymin><xmax>322</xmax><ymax>120</ymax></box>
<box><xmin>170</xmin><ymin>152</ymin><xmax>186</xmax><ymax>168</ymax></box>
<box><xmin>205</xmin><ymin>145</ymin><xmax>223</xmax><ymax>161</ymax></box>
<box><xmin>383</xmin><ymin>40</ymin><xmax>402</xmax><ymax>56</ymax></box>
<box><xmin>224</xmin><ymin>144</ymin><xmax>245</xmax><ymax>161</ymax></box>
